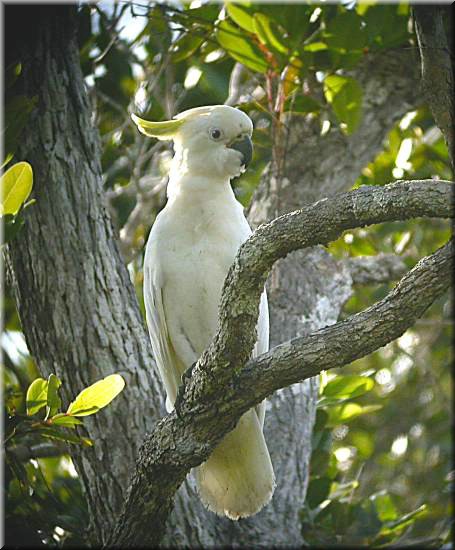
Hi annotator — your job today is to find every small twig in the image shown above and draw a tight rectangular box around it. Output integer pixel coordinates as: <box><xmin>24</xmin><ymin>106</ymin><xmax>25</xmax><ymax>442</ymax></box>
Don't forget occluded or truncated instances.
<box><xmin>225</xmin><ymin>63</ymin><xmax>245</xmax><ymax>106</ymax></box>
<box><xmin>6</xmin><ymin>442</ymin><xmax>66</xmax><ymax>462</ymax></box>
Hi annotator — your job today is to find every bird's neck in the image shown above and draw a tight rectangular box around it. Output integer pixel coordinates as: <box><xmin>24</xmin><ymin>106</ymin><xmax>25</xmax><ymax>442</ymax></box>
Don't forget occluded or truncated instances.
<box><xmin>166</xmin><ymin>147</ymin><xmax>235</xmax><ymax>203</ymax></box>
<box><xmin>166</xmin><ymin>172</ymin><xmax>234</xmax><ymax>204</ymax></box>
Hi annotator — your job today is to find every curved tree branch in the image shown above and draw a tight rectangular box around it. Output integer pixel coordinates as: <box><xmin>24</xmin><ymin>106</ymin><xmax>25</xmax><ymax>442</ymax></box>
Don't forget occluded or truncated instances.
<box><xmin>236</xmin><ymin>239</ymin><xmax>452</xmax><ymax>403</ymax></box>
<box><xmin>109</xmin><ymin>179</ymin><xmax>453</xmax><ymax>547</ymax></box>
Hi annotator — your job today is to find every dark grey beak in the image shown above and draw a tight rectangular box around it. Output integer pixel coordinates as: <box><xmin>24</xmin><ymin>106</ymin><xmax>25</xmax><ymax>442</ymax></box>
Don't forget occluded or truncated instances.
<box><xmin>229</xmin><ymin>135</ymin><xmax>253</xmax><ymax>168</ymax></box>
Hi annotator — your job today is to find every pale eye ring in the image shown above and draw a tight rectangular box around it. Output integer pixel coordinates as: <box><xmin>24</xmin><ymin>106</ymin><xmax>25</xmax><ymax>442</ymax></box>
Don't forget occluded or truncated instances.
<box><xmin>209</xmin><ymin>127</ymin><xmax>224</xmax><ymax>141</ymax></box>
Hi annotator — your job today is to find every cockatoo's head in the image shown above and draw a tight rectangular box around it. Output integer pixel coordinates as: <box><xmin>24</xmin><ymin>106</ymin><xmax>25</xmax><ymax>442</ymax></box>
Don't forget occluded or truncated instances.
<box><xmin>132</xmin><ymin>105</ymin><xmax>253</xmax><ymax>179</ymax></box>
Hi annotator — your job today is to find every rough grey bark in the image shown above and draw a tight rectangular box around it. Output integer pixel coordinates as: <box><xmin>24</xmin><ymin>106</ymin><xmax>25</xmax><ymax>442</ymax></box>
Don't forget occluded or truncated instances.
<box><xmin>109</xmin><ymin>181</ymin><xmax>453</xmax><ymax>547</ymax></box>
<box><xmin>4</xmin><ymin>6</ymin><xmax>163</xmax><ymax>545</ymax></box>
<box><xmin>345</xmin><ymin>253</ymin><xmax>407</xmax><ymax>285</ymax></box>
<box><xmin>413</xmin><ymin>5</ymin><xmax>454</xmax><ymax>170</ymax></box>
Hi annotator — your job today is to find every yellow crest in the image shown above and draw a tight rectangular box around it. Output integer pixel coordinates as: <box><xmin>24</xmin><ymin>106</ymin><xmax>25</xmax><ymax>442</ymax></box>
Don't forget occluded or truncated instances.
<box><xmin>131</xmin><ymin>113</ymin><xmax>184</xmax><ymax>140</ymax></box>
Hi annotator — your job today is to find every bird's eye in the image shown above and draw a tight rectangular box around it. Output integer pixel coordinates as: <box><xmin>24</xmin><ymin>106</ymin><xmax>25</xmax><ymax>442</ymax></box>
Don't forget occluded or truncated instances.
<box><xmin>210</xmin><ymin>128</ymin><xmax>223</xmax><ymax>141</ymax></box>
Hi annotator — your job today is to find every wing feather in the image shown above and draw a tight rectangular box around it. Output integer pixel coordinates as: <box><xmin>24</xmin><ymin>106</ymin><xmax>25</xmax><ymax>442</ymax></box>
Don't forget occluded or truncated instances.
<box><xmin>144</xmin><ymin>265</ymin><xmax>186</xmax><ymax>412</ymax></box>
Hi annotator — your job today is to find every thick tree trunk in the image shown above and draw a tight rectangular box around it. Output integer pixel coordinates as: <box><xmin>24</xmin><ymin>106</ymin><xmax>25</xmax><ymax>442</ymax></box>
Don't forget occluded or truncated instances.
<box><xmin>5</xmin><ymin>6</ymin><xmax>420</xmax><ymax>548</ymax></box>
<box><xmin>4</xmin><ymin>7</ymin><xmax>162</xmax><ymax>545</ymax></box>
<box><xmin>413</xmin><ymin>5</ymin><xmax>454</xmax><ymax>171</ymax></box>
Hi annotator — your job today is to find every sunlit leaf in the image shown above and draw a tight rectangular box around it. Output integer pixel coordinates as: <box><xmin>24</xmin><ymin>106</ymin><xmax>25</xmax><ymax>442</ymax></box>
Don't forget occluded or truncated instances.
<box><xmin>26</xmin><ymin>378</ymin><xmax>48</xmax><ymax>416</ymax></box>
<box><xmin>350</xmin><ymin>430</ymin><xmax>375</xmax><ymax>458</ymax></box>
<box><xmin>380</xmin><ymin>505</ymin><xmax>427</xmax><ymax>534</ymax></box>
<box><xmin>370</xmin><ymin>491</ymin><xmax>399</xmax><ymax>522</ymax></box>
<box><xmin>253</xmin><ymin>13</ymin><xmax>288</xmax><ymax>54</ymax></box>
<box><xmin>324</xmin><ymin>74</ymin><xmax>363</xmax><ymax>134</ymax></box>
<box><xmin>304</xmin><ymin>41</ymin><xmax>328</xmax><ymax>52</ymax></box>
<box><xmin>327</xmin><ymin>403</ymin><xmax>382</xmax><ymax>426</ymax></box>
<box><xmin>323</xmin><ymin>375</ymin><xmax>374</xmax><ymax>399</ymax></box>
<box><xmin>66</xmin><ymin>374</ymin><xmax>125</xmax><ymax>417</ymax></box>
<box><xmin>0</xmin><ymin>161</ymin><xmax>33</xmax><ymax>216</ymax></box>
<box><xmin>226</xmin><ymin>3</ymin><xmax>255</xmax><ymax>33</ymax></box>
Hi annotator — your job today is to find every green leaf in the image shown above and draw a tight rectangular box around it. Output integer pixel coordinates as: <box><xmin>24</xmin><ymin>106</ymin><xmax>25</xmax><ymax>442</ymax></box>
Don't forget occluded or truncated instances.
<box><xmin>370</xmin><ymin>491</ymin><xmax>399</xmax><ymax>522</ymax></box>
<box><xmin>26</xmin><ymin>378</ymin><xmax>48</xmax><ymax>416</ymax></box>
<box><xmin>50</xmin><ymin>413</ymin><xmax>83</xmax><ymax>427</ymax></box>
<box><xmin>380</xmin><ymin>505</ymin><xmax>427</xmax><ymax>534</ymax></box>
<box><xmin>46</xmin><ymin>374</ymin><xmax>62</xmax><ymax>419</ymax></box>
<box><xmin>253</xmin><ymin>13</ymin><xmax>288</xmax><ymax>54</ymax></box>
<box><xmin>2</xmin><ymin>213</ymin><xmax>25</xmax><ymax>244</ymax></box>
<box><xmin>39</xmin><ymin>426</ymin><xmax>93</xmax><ymax>446</ymax></box>
<box><xmin>226</xmin><ymin>3</ymin><xmax>255</xmax><ymax>33</ymax></box>
<box><xmin>323</xmin><ymin>375</ymin><xmax>374</xmax><ymax>399</ymax></box>
<box><xmin>307</xmin><ymin>477</ymin><xmax>332</xmax><ymax>509</ymax></box>
<box><xmin>314</xmin><ymin>408</ymin><xmax>329</xmax><ymax>432</ymax></box>
<box><xmin>0</xmin><ymin>161</ymin><xmax>34</xmax><ymax>216</ymax></box>
<box><xmin>310</xmin><ymin>428</ymin><xmax>333</xmax><ymax>473</ymax></box>
<box><xmin>324</xmin><ymin>11</ymin><xmax>367</xmax><ymax>52</ymax></box>
<box><xmin>171</xmin><ymin>33</ymin><xmax>205</xmax><ymax>62</ymax></box>
<box><xmin>304</xmin><ymin>41</ymin><xmax>328</xmax><ymax>52</ymax></box>
<box><xmin>285</xmin><ymin>94</ymin><xmax>321</xmax><ymax>115</ymax></box>
<box><xmin>362</xmin><ymin>6</ymin><xmax>410</xmax><ymax>50</ymax></box>
<box><xmin>350</xmin><ymin>430</ymin><xmax>375</xmax><ymax>458</ymax></box>
<box><xmin>185</xmin><ymin>4</ymin><xmax>220</xmax><ymax>24</ymax></box>
<box><xmin>216</xmin><ymin>20</ymin><xmax>268</xmax><ymax>74</ymax></box>
<box><xmin>324</xmin><ymin>74</ymin><xmax>363</xmax><ymax>134</ymax></box>
<box><xmin>268</xmin><ymin>4</ymin><xmax>311</xmax><ymax>45</ymax></box>
<box><xmin>327</xmin><ymin>403</ymin><xmax>382</xmax><ymax>427</ymax></box>
<box><xmin>66</xmin><ymin>374</ymin><xmax>125</xmax><ymax>417</ymax></box>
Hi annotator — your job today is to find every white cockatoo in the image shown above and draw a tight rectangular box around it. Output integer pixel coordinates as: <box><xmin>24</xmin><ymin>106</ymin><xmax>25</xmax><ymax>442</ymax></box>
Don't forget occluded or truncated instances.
<box><xmin>132</xmin><ymin>105</ymin><xmax>275</xmax><ymax>520</ymax></box>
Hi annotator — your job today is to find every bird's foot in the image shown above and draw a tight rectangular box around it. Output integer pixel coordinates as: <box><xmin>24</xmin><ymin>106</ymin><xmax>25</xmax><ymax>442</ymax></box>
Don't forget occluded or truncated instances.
<box><xmin>174</xmin><ymin>362</ymin><xmax>197</xmax><ymax>419</ymax></box>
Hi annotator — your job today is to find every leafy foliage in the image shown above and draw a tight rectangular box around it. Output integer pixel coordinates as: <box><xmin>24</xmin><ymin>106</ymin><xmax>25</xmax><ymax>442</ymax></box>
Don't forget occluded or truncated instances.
<box><xmin>301</xmin><ymin>372</ymin><xmax>451</xmax><ymax>547</ymax></box>
<box><xmin>4</xmin><ymin>372</ymin><xmax>126</xmax><ymax>545</ymax></box>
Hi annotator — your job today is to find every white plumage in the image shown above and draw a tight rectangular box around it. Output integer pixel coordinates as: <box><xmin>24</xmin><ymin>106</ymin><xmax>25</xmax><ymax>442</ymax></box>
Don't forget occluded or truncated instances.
<box><xmin>133</xmin><ymin>105</ymin><xmax>275</xmax><ymax>520</ymax></box>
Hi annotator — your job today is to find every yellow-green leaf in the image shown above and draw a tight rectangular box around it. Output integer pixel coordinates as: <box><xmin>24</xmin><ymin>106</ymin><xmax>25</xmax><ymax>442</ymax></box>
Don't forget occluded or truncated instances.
<box><xmin>226</xmin><ymin>3</ymin><xmax>255</xmax><ymax>33</ymax></box>
<box><xmin>26</xmin><ymin>378</ymin><xmax>48</xmax><ymax>416</ymax></box>
<box><xmin>327</xmin><ymin>403</ymin><xmax>382</xmax><ymax>427</ymax></box>
<box><xmin>253</xmin><ymin>13</ymin><xmax>288</xmax><ymax>54</ymax></box>
<box><xmin>0</xmin><ymin>161</ymin><xmax>33</xmax><ymax>216</ymax></box>
<box><xmin>323</xmin><ymin>374</ymin><xmax>374</xmax><ymax>399</ymax></box>
<box><xmin>66</xmin><ymin>374</ymin><xmax>125</xmax><ymax>417</ymax></box>
<box><xmin>324</xmin><ymin>74</ymin><xmax>363</xmax><ymax>134</ymax></box>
